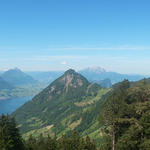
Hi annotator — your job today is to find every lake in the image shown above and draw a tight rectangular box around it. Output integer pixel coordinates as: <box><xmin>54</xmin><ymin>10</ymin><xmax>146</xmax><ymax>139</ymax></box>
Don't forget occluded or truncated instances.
<box><xmin>0</xmin><ymin>96</ymin><xmax>33</xmax><ymax>114</ymax></box>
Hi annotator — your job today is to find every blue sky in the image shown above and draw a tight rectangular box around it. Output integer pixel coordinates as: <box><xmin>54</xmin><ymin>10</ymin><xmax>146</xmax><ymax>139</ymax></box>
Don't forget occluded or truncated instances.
<box><xmin>0</xmin><ymin>0</ymin><xmax>150</xmax><ymax>74</ymax></box>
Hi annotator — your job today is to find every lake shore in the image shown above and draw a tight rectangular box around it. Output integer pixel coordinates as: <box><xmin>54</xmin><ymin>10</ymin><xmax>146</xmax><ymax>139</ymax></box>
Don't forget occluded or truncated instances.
<box><xmin>0</xmin><ymin>96</ymin><xmax>33</xmax><ymax>114</ymax></box>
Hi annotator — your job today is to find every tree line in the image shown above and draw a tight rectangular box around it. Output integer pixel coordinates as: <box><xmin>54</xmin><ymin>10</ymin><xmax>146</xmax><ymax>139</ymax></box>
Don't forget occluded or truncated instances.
<box><xmin>0</xmin><ymin>114</ymin><xmax>97</xmax><ymax>150</ymax></box>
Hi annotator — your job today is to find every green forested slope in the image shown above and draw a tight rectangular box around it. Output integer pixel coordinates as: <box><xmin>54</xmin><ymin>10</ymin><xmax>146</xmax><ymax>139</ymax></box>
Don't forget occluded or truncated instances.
<box><xmin>12</xmin><ymin>69</ymin><xmax>110</xmax><ymax>142</ymax></box>
<box><xmin>0</xmin><ymin>114</ymin><xmax>97</xmax><ymax>150</ymax></box>
<box><xmin>9</xmin><ymin>71</ymin><xmax>150</xmax><ymax>149</ymax></box>
<box><xmin>100</xmin><ymin>79</ymin><xmax>150</xmax><ymax>150</ymax></box>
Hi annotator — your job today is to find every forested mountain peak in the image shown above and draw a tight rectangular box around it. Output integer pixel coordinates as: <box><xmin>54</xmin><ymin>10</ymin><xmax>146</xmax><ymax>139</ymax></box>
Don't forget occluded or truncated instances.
<box><xmin>41</xmin><ymin>69</ymin><xmax>90</xmax><ymax>97</ymax></box>
<box><xmin>12</xmin><ymin>70</ymin><xmax>109</xmax><ymax>139</ymax></box>
<box><xmin>59</xmin><ymin>69</ymin><xmax>89</xmax><ymax>92</ymax></box>
<box><xmin>64</xmin><ymin>69</ymin><xmax>76</xmax><ymax>75</ymax></box>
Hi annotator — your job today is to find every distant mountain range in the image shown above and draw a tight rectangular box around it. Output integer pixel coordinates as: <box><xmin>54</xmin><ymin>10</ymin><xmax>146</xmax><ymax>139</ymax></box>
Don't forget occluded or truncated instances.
<box><xmin>79</xmin><ymin>67</ymin><xmax>146</xmax><ymax>84</ymax></box>
<box><xmin>26</xmin><ymin>67</ymin><xmax>147</xmax><ymax>87</ymax></box>
<box><xmin>0</xmin><ymin>67</ymin><xmax>147</xmax><ymax>100</ymax></box>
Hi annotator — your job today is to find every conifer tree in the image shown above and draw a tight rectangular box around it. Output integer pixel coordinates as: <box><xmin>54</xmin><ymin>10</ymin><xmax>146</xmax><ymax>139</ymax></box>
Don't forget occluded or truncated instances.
<box><xmin>99</xmin><ymin>80</ymin><xmax>130</xmax><ymax>150</ymax></box>
<box><xmin>0</xmin><ymin>114</ymin><xmax>25</xmax><ymax>150</ymax></box>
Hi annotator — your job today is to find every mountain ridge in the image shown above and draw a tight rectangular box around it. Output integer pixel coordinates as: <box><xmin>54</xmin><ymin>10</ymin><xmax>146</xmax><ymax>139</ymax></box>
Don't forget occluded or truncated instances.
<box><xmin>26</xmin><ymin>67</ymin><xmax>146</xmax><ymax>85</ymax></box>
<box><xmin>79</xmin><ymin>67</ymin><xmax>145</xmax><ymax>84</ymax></box>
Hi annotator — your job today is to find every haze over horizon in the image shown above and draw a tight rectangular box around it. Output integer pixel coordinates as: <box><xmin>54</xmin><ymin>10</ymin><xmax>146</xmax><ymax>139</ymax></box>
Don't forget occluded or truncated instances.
<box><xmin>1</xmin><ymin>0</ymin><xmax>150</xmax><ymax>75</ymax></box>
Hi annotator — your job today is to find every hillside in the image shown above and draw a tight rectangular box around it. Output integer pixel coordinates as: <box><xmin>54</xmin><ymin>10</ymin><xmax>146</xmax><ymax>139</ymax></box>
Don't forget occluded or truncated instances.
<box><xmin>98</xmin><ymin>78</ymin><xmax>112</xmax><ymax>88</ymax></box>
<box><xmin>99</xmin><ymin>78</ymin><xmax>150</xmax><ymax>149</ymax></box>
<box><xmin>12</xmin><ymin>69</ymin><xmax>110</xmax><ymax>142</ymax></box>
<box><xmin>1</xmin><ymin>68</ymin><xmax>37</xmax><ymax>86</ymax></box>
<box><xmin>0</xmin><ymin>77</ymin><xmax>15</xmax><ymax>100</ymax></box>
<box><xmin>0</xmin><ymin>77</ymin><xmax>13</xmax><ymax>91</ymax></box>
<box><xmin>9</xmin><ymin>72</ymin><xmax>150</xmax><ymax>149</ymax></box>
<box><xmin>0</xmin><ymin>69</ymin><xmax>46</xmax><ymax>100</ymax></box>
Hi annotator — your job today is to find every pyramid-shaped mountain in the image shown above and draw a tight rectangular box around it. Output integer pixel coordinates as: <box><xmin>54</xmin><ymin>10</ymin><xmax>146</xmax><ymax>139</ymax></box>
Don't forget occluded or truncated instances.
<box><xmin>1</xmin><ymin>68</ymin><xmax>37</xmax><ymax>86</ymax></box>
<box><xmin>12</xmin><ymin>69</ymin><xmax>110</xmax><ymax>139</ymax></box>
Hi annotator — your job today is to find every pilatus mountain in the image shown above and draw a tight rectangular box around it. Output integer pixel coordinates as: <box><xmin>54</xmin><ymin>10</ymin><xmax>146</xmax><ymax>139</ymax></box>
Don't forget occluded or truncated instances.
<box><xmin>79</xmin><ymin>67</ymin><xmax>145</xmax><ymax>84</ymax></box>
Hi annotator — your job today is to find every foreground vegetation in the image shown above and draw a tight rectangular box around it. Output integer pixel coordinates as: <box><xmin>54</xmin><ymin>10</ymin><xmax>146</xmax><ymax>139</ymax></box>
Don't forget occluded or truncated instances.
<box><xmin>0</xmin><ymin>114</ymin><xmax>97</xmax><ymax>150</ymax></box>
<box><xmin>100</xmin><ymin>79</ymin><xmax>150</xmax><ymax>149</ymax></box>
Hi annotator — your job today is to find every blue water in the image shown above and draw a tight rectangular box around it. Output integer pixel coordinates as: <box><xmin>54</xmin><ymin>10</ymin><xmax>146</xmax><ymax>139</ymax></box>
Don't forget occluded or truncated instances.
<box><xmin>0</xmin><ymin>96</ymin><xmax>33</xmax><ymax>114</ymax></box>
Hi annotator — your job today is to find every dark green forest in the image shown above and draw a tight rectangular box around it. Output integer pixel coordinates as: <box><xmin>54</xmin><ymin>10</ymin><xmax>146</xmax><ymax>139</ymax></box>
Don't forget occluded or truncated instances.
<box><xmin>100</xmin><ymin>79</ymin><xmax>150</xmax><ymax>150</ymax></box>
<box><xmin>0</xmin><ymin>114</ymin><xmax>97</xmax><ymax>150</ymax></box>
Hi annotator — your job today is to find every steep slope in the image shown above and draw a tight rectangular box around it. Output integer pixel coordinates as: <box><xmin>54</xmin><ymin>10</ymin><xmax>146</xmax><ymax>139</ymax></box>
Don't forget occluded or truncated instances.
<box><xmin>99</xmin><ymin>78</ymin><xmax>150</xmax><ymax>149</ymax></box>
<box><xmin>79</xmin><ymin>67</ymin><xmax>145</xmax><ymax>84</ymax></box>
<box><xmin>12</xmin><ymin>69</ymin><xmax>110</xmax><ymax>140</ymax></box>
<box><xmin>0</xmin><ymin>77</ymin><xmax>14</xmax><ymax>90</ymax></box>
<box><xmin>1</xmin><ymin>68</ymin><xmax>37</xmax><ymax>86</ymax></box>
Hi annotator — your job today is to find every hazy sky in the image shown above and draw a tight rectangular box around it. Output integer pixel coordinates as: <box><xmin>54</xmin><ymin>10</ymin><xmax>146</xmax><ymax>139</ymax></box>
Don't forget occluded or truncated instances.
<box><xmin>0</xmin><ymin>0</ymin><xmax>150</xmax><ymax>74</ymax></box>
